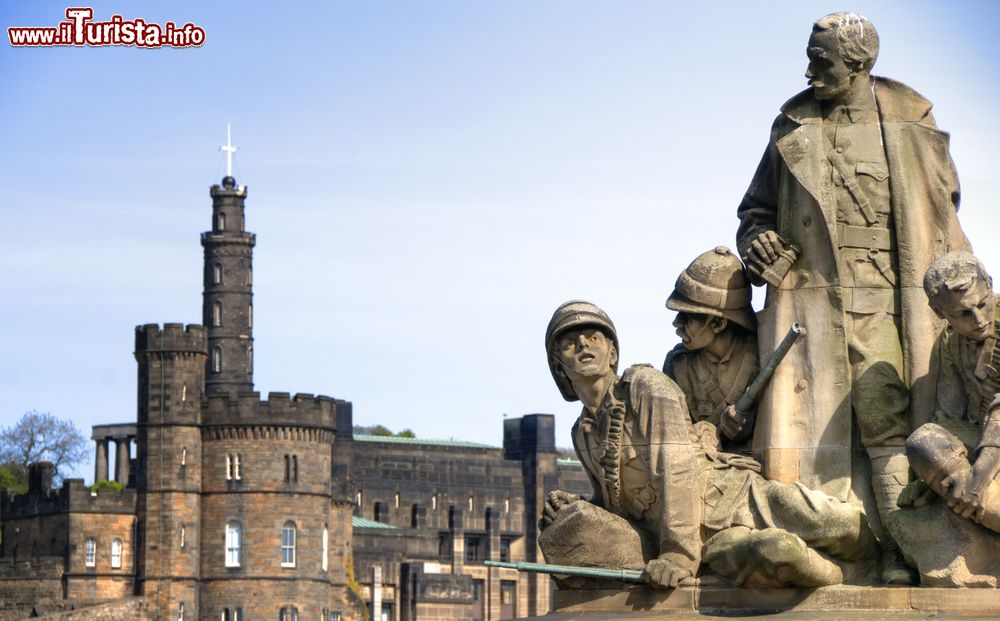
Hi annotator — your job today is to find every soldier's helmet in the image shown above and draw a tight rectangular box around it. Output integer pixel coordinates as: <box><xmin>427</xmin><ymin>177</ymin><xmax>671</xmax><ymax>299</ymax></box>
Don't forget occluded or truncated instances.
<box><xmin>666</xmin><ymin>246</ymin><xmax>756</xmax><ymax>332</ymax></box>
<box><xmin>545</xmin><ymin>300</ymin><xmax>619</xmax><ymax>402</ymax></box>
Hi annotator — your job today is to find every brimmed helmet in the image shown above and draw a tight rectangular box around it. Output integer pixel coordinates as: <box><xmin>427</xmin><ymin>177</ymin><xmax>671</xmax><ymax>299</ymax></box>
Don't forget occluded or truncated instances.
<box><xmin>545</xmin><ymin>300</ymin><xmax>619</xmax><ymax>401</ymax></box>
<box><xmin>666</xmin><ymin>246</ymin><xmax>756</xmax><ymax>332</ymax></box>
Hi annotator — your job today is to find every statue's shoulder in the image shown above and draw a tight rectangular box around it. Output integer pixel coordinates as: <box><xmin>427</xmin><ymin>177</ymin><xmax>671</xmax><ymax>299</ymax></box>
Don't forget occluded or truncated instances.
<box><xmin>872</xmin><ymin>76</ymin><xmax>934</xmax><ymax>123</ymax></box>
<box><xmin>621</xmin><ymin>363</ymin><xmax>684</xmax><ymax>399</ymax></box>
<box><xmin>662</xmin><ymin>343</ymin><xmax>689</xmax><ymax>377</ymax></box>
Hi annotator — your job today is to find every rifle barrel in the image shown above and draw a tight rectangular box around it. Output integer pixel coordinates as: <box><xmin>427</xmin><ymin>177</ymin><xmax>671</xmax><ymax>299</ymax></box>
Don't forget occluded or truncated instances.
<box><xmin>484</xmin><ymin>560</ymin><xmax>645</xmax><ymax>583</ymax></box>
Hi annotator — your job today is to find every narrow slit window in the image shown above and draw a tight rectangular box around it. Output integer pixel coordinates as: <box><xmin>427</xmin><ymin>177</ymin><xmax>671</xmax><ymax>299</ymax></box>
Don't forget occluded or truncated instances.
<box><xmin>213</xmin><ymin>263</ymin><xmax>223</xmax><ymax>284</ymax></box>
<box><xmin>213</xmin><ymin>301</ymin><xmax>223</xmax><ymax>327</ymax></box>
<box><xmin>213</xmin><ymin>347</ymin><xmax>222</xmax><ymax>373</ymax></box>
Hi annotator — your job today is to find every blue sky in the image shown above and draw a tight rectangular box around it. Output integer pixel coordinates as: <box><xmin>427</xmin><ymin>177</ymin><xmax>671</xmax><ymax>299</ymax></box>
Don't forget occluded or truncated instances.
<box><xmin>2</xmin><ymin>1</ymin><xmax>999</xmax><ymax>481</ymax></box>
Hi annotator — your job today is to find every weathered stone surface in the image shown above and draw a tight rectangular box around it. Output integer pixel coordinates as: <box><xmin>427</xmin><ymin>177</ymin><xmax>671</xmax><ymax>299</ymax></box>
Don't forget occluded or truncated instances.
<box><xmin>888</xmin><ymin>500</ymin><xmax>1000</xmax><ymax>588</ymax></box>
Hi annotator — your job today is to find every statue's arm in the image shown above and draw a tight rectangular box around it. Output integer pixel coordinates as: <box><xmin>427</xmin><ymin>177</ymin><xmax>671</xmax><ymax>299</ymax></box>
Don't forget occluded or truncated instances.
<box><xmin>736</xmin><ymin>120</ymin><xmax>782</xmax><ymax>259</ymax></box>
<box><xmin>633</xmin><ymin>372</ymin><xmax>702</xmax><ymax>578</ymax></box>
<box><xmin>931</xmin><ymin>331</ymin><xmax>968</xmax><ymax>423</ymax></box>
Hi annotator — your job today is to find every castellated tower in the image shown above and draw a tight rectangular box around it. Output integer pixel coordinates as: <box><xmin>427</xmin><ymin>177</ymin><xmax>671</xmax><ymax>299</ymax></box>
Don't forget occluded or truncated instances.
<box><xmin>202</xmin><ymin>175</ymin><xmax>255</xmax><ymax>397</ymax></box>
<box><xmin>134</xmin><ymin>323</ymin><xmax>207</xmax><ymax>621</ymax></box>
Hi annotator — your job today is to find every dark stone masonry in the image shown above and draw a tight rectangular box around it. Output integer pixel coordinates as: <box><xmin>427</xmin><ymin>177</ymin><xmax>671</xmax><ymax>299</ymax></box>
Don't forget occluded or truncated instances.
<box><xmin>0</xmin><ymin>175</ymin><xmax>589</xmax><ymax>621</ymax></box>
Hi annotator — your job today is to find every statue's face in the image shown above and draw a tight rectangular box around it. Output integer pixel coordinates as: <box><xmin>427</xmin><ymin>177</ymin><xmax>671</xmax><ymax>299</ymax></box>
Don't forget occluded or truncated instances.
<box><xmin>555</xmin><ymin>328</ymin><xmax>616</xmax><ymax>381</ymax></box>
<box><xmin>672</xmin><ymin>312</ymin><xmax>717</xmax><ymax>351</ymax></box>
<box><xmin>805</xmin><ymin>29</ymin><xmax>854</xmax><ymax>101</ymax></box>
<box><xmin>933</xmin><ymin>278</ymin><xmax>996</xmax><ymax>342</ymax></box>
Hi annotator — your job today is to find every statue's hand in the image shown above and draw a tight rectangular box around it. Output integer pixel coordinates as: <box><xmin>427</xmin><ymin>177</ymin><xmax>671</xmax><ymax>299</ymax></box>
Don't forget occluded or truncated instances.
<box><xmin>897</xmin><ymin>480</ymin><xmax>935</xmax><ymax>508</ymax></box>
<box><xmin>539</xmin><ymin>490</ymin><xmax>583</xmax><ymax>531</ymax></box>
<box><xmin>942</xmin><ymin>470</ymin><xmax>986</xmax><ymax>521</ymax></box>
<box><xmin>746</xmin><ymin>230</ymin><xmax>786</xmax><ymax>273</ymax></box>
<box><xmin>643</xmin><ymin>558</ymin><xmax>693</xmax><ymax>589</ymax></box>
<box><xmin>719</xmin><ymin>404</ymin><xmax>748</xmax><ymax>440</ymax></box>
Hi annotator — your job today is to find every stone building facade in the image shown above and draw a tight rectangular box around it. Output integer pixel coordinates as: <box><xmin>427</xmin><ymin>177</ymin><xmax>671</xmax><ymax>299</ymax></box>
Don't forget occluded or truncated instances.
<box><xmin>0</xmin><ymin>173</ymin><xmax>589</xmax><ymax>621</ymax></box>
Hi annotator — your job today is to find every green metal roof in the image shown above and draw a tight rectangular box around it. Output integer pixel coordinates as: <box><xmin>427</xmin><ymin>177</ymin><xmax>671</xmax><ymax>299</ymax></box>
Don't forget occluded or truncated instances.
<box><xmin>352</xmin><ymin>516</ymin><xmax>403</xmax><ymax>530</ymax></box>
<box><xmin>557</xmin><ymin>458</ymin><xmax>582</xmax><ymax>466</ymax></box>
<box><xmin>353</xmin><ymin>434</ymin><xmax>496</xmax><ymax>449</ymax></box>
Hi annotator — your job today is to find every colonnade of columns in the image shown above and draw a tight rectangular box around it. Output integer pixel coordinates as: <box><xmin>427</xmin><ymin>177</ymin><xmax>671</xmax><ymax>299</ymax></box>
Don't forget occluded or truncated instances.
<box><xmin>93</xmin><ymin>435</ymin><xmax>134</xmax><ymax>485</ymax></box>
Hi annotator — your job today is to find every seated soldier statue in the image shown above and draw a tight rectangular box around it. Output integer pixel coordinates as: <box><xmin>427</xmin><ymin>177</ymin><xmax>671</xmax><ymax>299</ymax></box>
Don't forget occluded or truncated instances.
<box><xmin>663</xmin><ymin>246</ymin><xmax>759</xmax><ymax>452</ymax></box>
<box><xmin>904</xmin><ymin>251</ymin><xmax>1000</xmax><ymax>532</ymax></box>
<box><xmin>540</xmin><ymin>300</ymin><xmax>877</xmax><ymax>589</ymax></box>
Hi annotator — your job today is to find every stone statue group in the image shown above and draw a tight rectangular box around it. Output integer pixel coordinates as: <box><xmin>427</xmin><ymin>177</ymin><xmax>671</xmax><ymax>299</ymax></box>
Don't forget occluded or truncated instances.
<box><xmin>537</xmin><ymin>13</ymin><xmax>1000</xmax><ymax>589</ymax></box>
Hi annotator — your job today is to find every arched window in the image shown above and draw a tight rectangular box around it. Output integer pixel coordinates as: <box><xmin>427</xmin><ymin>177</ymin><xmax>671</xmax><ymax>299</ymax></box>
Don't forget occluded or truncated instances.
<box><xmin>468</xmin><ymin>493</ymin><xmax>475</xmax><ymax>512</ymax></box>
<box><xmin>247</xmin><ymin>346</ymin><xmax>253</xmax><ymax>374</ymax></box>
<box><xmin>213</xmin><ymin>263</ymin><xmax>223</xmax><ymax>284</ymax></box>
<box><xmin>85</xmin><ymin>537</ymin><xmax>96</xmax><ymax>567</ymax></box>
<box><xmin>213</xmin><ymin>301</ymin><xmax>223</xmax><ymax>327</ymax></box>
<box><xmin>279</xmin><ymin>606</ymin><xmax>298</xmax><ymax>621</ymax></box>
<box><xmin>281</xmin><ymin>521</ymin><xmax>296</xmax><ymax>567</ymax></box>
<box><xmin>178</xmin><ymin>602</ymin><xmax>185</xmax><ymax>621</ymax></box>
<box><xmin>394</xmin><ymin>492</ymin><xmax>400</xmax><ymax>508</ymax></box>
<box><xmin>431</xmin><ymin>493</ymin><xmax>437</xmax><ymax>511</ymax></box>
<box><xmin>181</xmin><ymin>447</ymin><xmax>187</xmax><ymax>466</ymax></box>
<box><xmin>217</xmin><ymin>212</ymin><xmax>226</xmax><ymax>231</ymax></box>
<box><xmin>111</xmin><ymin>538</ymin><xmax>122</xmax><ymax>568</ymax></box>
<box><xmin>213</xmin><ymin>347</ymin><xmax>222</xmax><ymax>373</ymax></box>
<box><xmin>181</xmin><ymin>384</ymin><xmax>187</xmax><ymax>402</ymax></box>
<box><xmin>180</xmin><ymin>525</ymin><xmax>186</xmax><ymax>549</ymax></box>
<box><xmin>225</xmin><ymin>521</ymin><xmax>242</xmax><ymax>567</ymax></box>
<box><xmin>322</xmin><ymin>525</ymin><xmax>329</xmax><ymax>572</ymax></box>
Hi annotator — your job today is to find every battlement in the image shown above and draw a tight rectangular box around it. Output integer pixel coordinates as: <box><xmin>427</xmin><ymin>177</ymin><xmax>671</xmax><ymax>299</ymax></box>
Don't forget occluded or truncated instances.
<box><xmin>210</xmin><ymin>182</ymin><xmax>248</xmax><ymax>198</ymax></box>
<box><xmin>134</xmin><ymin>323</ymin><xmax>207</xmax><ymax>355</ymax></box>
<box><xmin>2</xmin><ymin>479</ymin><xmax>137</xmax><ymax>521</ymax></box>
<box><xmin>203</xmin><ymin>391</ymin><xmax>346</xmax><ymax>430</ymax></box>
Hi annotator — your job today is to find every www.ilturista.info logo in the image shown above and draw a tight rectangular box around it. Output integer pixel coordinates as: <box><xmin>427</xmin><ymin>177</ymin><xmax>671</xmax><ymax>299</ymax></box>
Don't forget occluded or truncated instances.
<box><xmin>8</xmin><ymin>8</ymin><xmax>205</xmax><ymax>48</ymax></box>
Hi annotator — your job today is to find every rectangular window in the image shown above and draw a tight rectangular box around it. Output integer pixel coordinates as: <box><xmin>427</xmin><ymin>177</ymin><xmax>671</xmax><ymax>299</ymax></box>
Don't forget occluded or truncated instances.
<box><xmin>329</xmin><ymin>613</ymin><xmax>341</xmax><ymax>621</ymax></box>
<box><xmin>465</xmin><ymin>535</ymin><xmax>484</xmax><ymax>564</ymax></box>
<box><xmin>180</xmin><ymin>525</ymin><xmax>186</xmax><ymax>549</ymax></box>
<box><xmin>322</xmin><ymin>526</ymin><xmax>329</xmax><ymax>572</ymax></box>
<box><xmin>85</xmin><ymin>538</ymin><xmax>96</xmax><ymax>567</ymax></box>
<box><xmin>234</xmin><ymin>454</ymin><xmax>241</xmax><ymax>480</ymax></box>
<box><xmin>438</xmin><ymin>533</ymin><xmax>451</xmax><ymax>559</ymax></box>
<box><xmin>111</xmin><ymin>539</ymin><xmax>122</xmax><ymax>569</ymax></box>
<box><xmin>226</xmin><ymin>522</ymin><xmax>242</xmax><ymax>567</ymax></box>
<box><xmin>226</xmin><ymin>454</ymin><xmax>233</xmax><ymax>480</ymax></box>
<box><xmin>499</xmin><ymin>537</ymin><xmax>511</xmax><ymax>563</ymax></box>
<box><xmin>281</xmin><ymin>523</ymin><xmax>296</xmax><ymax>567</ymax></box>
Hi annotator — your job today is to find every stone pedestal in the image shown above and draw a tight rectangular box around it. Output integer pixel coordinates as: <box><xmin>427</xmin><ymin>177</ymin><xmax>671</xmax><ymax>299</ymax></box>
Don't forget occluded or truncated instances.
<box><xmin>531</xmin><ymin>585</ymin><xmax>1000</xmax><ymax>619</ymax></box>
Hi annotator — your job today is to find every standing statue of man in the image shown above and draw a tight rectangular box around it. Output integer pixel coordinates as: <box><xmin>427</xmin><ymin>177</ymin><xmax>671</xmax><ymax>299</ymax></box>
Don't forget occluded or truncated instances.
<box><xmin>735</xmin><ymin>12</ymin><xmax>968</xmax><ymax>583</ymax></box>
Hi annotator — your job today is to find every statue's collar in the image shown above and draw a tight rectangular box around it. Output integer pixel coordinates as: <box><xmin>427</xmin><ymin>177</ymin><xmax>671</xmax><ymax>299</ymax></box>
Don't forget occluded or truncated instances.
<box><xmin>779</xmin><ymin>76</ymin><xmax>933</xmax><ymax>126</ymax></box>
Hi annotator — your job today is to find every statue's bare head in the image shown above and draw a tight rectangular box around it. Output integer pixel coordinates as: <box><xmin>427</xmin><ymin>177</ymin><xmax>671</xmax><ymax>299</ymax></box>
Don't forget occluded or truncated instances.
<box><xmin>924</xmin><ymin>251</ymin><xmax>996</xmax><ymax>342</ymax></box>
<box><xmin>807</xmin><ymin>13</ymin><xmax>878</xmax><ymax>101</ymax></box>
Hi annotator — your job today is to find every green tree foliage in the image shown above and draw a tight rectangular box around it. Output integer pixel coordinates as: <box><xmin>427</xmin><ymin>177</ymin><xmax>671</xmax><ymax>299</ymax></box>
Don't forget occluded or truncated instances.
<box><xmin>0</xmin><ymin>410</ymin><xmax>88</xmax><ymax>487</ymax></box>
<box><xmin>0</xmin><ymin>462</ymin><xmax>27</xmax><ymax>494</ymax></box>
<box><xmin>353</xmin><ymin>424</ymin><xmax>416</xmax><ymax>438</ymax></box>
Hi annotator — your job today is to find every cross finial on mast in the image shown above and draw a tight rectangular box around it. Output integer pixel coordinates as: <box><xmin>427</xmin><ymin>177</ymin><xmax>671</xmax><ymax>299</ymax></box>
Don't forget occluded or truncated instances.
<box><xmin>220</xmin><ymin>122</ymin><xmax>237</xmax><ymax>179</ymax></box>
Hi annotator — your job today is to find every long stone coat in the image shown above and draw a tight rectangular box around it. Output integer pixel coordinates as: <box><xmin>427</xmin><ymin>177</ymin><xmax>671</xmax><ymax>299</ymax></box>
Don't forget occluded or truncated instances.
<box><xmin>736</xmin><ymin>77</ymin><xmax>968</xmax><ymax>500</ymax></box>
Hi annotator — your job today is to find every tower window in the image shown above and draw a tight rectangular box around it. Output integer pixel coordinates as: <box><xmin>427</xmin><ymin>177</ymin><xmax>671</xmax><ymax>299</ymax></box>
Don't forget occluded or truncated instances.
<box><xmin>292</xmin><ymin>455</ymin><xmax>298</xmax><ymax>482</ymax></box>
<box><xmin>322</xmin><ymin>525</ymin><xmax>329</xmax><ymax>572</ymax></box>
<box><xmin>281</xmin><ymin>521</ymin><xmax>296</xmax><ymax>567</ymax></box>
<box><xmin>217</xmin><ymin>213</ymin><xmax>226</xmax><ymax>232</ymax></box>
<box><xmin>181</xmin><ymin>447</ymin><xmax>187</xmax><ymax>466</ymax></box>
<box><xmin>279</xmin><ymin>606</ymin><xmax>298</xmax><ymax>621</ymax></box>
<box><xmin>432</xmin><ymin>493</ymin><xmax>437</xmax><ymax>511</ymax></box>
<box><xmin>356</xmin><ymin>490</ymin><xmax>362</xmax><ymax>508</ymax></box>
<box><xmin>505</xmin><ymin>496</ymin><xmax>510</xmax><ymax>513</ymax></box>
<box><xmin>178</xmin><ymin>602</ymin><xmax>185</xmax><ymax>621</ymax></box>
<box><xmin>226</xmin><ymin>454</ymin><xmax>241</xmax><ymax>481</ymax></box>
<box><xmin>85</xmin><ymin>537</ymin><xmax>96</xmax><ymax>567</ymax></box>
<box><xmin>181</xmin><ymin>384</ymin><xmax>187</xmax><ymax>402</ymax></box>
<box><xmin>247</xmin><ymin>266</ymin><xmax>252</xmax><ymax>286</ymax></box>
<box><xmin>394</xmin><ymin>491</ymin><xmax>400</xmax><ymax>508</ymax></box>
<box><xmin>213</xmin><ymin>301</ymin><xmax>223</xmax><ymax>327</ymax></box>
<box><xmin>111</xmin><ymin>538</ymin><xmax>123</xmax><ymax>569</ymax></box>
<box><xmin>180</xmin><ymin>525</ymin><xmax>186</xmax><ymax>549</ymax></box>
<box><xmin>248</xmin><ymin>304</ymin><xmax>252</xmax><ymax>328</ymax></box>
<box><xmin>247</xmin><ymin>346</ymin><xmax>253</xmax><ymax>374</ymax></box>
<box><xmin>468</xmin><ymin>494</ymin><xmax>474</xmax><ymax>512</ymax></box>
<box><xmin>213</xmin><ymin>347</ymin><xmax>222</xmax><ymax>373</ymax></box>
<box><xmin>213</xmin><ymin>263</ymin><xmax>223</xmax><ymax>284</ymax></box>
<box><xmin>226</xmin><ymin>521</ymin><xmax>242</xmax><ymax>567</ymax></box>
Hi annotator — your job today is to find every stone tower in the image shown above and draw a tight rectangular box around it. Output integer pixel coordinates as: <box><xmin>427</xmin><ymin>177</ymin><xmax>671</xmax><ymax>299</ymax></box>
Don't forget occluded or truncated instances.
<box><xmin>201</xmin><ymin>175</ymin><xmax>255</xmax><ymax>397</ymax></box>
<box><xmin>133</xmin><ymin>323</ymin><xmax>207</xmax><ymax>621</ymax></box>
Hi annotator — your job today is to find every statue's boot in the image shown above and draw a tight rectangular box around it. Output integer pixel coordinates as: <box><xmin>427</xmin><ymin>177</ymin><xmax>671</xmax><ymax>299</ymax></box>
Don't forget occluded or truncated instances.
<box><xmin>703</xmin><ymin>527</ymin><xmax>843</xmax><ymax>588</ymax></box>
<box><xmin>907</xmin><ymin>423</ymin><xmax>1000</xmax><ymax>533</ymax></box>
<box><xmin>869</xmin><ymin>446</ymin><xmax>916</xmax><ymax>584</ymax></box>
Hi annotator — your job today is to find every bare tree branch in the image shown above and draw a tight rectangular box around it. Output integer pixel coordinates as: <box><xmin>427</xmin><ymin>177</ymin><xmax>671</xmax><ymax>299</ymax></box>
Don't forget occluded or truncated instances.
<box><xmin>0</xmin><ymin>411</ymin><xmax>88</xmax><ymax>486</ymax></box>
